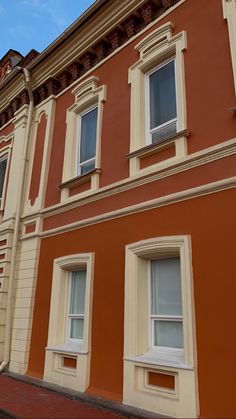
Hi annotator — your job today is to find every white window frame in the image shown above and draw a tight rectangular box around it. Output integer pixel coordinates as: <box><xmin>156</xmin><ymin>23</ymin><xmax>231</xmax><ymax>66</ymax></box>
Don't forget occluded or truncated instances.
<box><xmin>148</xmin><ymin>257</ymin><xmax>184</xmax><ymax>362</ymax></box>
<box><xmin>146</xmin><ymin>57</ymin><xmax>178</xmax><ymax>145</ymax></box>
<box><xmin>61</xmin><ymin>77</ymin><xmax>106</xmax><ymax>200</ymax></box>
<box><xmin>123</xmin><ymin>236</ymin><xmax>198</xmax><ymax>417</ymax></box>
<box><xmin>0</xmin><ymin>154</ymin><xmax>8</xmax><ymax>202</ymax></box>
<box><xmin>124</xmin><ymin>236</ymin><xmax>195</xmax><ymax>367</ymax></box>
<box><xmin>44</xmin><ymin>253</ymin><xmax>94</xmax><ymax>392</ymax></box>
<box><xmin>67</xmin><ymin>269</ymin><xmax>87</xmax><ymax>344</ymax></box>
<box><xmin>77</xmin><ymin>105</ymin><xmax>98</xmax><ymax>176</ymax></box>
<box><xmin>128</xmin><ymin>22</ymin><xmax>187</xmax><ymax>176</ymax></box>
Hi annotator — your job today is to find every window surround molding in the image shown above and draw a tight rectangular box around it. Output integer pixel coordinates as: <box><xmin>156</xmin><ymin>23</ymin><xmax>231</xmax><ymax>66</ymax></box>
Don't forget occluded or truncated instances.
<box><xmin>44</xmin><ymin>253</ymin><xmax>94</xmax><ymax>392</ymax></box>
<box><xmin>61</xmin><ymin>76</ymin><xmax>106</xmax><ymax>201</ymax></box>
<box><xmin>223</xmin><ymin>0</ymin><xmax>236</xmax><ymax>95</ymax></box>
<box><xmin>124</xmin><ymin>235</ymin><xmax>195</xmax><ymax>367</ymax></box>
<box><xmin>0</xmin><ymin>143</ymin><xmax>11</xmax><ymax>211</ymax></box>
<box><xmin>128</xmin><ymin>22</ymin><xmax>187</xmax><ymax>176</ymax></box>
<box><xmin>123</xmin><ymin>236</ymin><xmax>198</xmax><ymax>418</ymax></box>
<box><xmin>24</xmin><ymin>98</ymin><xmax>56</xmax><ymax>214</ymax></box>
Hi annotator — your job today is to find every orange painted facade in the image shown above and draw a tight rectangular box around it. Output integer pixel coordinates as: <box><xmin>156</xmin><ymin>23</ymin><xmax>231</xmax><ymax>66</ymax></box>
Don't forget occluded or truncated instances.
<box><xmin>0</xmin><ymin>0</ymin><xmax>236</xmax><ymax>417</ymax></box>
<box><xmin>28</xmin><ymin>190</ymin><xmax>236</xmax><ymax>418</ymax></box>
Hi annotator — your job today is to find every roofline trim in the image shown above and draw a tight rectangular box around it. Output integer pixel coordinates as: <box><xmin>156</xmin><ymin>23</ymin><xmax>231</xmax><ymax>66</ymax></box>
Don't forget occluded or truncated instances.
<box><xmin>28</xmin><ymin>0</ymin><xmax>107</xmax><ymax>70</ymax></box>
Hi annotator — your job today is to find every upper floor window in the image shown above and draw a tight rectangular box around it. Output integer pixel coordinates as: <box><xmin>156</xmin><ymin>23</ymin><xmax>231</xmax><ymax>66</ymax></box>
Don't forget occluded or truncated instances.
<box><xmin>0</xmin><ymin>155</ymin><xmax>8</xmax><ymax>201</ymax></box>
<box><xmin>147</xmin><ymin>59</ymin><xmax>177</xmax><ymax>144</ymax></box>
<box><xmin>61</xmin><ymin>77</ymin><xmax>106</xmax><ymax>200</ymax></box>
<box><xmin>128</xmin><ymin>22</ymin><xmax>187</xmax><ymax>176</ymax></box>
<box><xmin>78</xmin><ymin>106</ymin><xmax>98</xmax><ymax>175</ymax></box>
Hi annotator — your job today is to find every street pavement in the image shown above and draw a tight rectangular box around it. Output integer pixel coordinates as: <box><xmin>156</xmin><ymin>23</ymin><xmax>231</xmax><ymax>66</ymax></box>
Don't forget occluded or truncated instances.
<box><xmin>0</xmin><ymin>375</ymin><xmax>127</xmax><ymax>419</ymax></box>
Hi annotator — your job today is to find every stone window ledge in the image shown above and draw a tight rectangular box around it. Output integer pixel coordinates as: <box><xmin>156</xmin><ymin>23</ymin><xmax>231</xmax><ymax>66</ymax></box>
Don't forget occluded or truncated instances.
<box><xmin>127</xmin><ymin>129</ymin><xmax>189</xmax><ymax>160</ymax></box>
<box><xmin>60</xmin><ymin>168</ymin><xmax>101</xmax><ymax>189</ymax></box>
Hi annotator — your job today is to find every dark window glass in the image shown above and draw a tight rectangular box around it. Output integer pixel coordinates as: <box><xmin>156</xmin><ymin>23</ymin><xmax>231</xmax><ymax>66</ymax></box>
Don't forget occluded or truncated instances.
<box><xmin>80</xmin><ymin>107</ymin><xmax>98</xmax><ymax>165</ymax></box>
<box><xmin>0</xmin><ymin>157</ymin><xmax>7</xmax><ymax>199</ymax></box>
<box><xmin>149</xmin><ymin>61</ymin><xmax>177</xmax><ymax>130</ymax></box>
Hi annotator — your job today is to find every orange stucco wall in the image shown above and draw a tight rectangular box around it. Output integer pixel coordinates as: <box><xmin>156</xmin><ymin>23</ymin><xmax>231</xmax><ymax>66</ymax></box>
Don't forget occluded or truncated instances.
<box><xmin>26</xmin><ymin>1</ymin><xmax>236</xmax><ymax>417</ymax></box>
<box><xmin>28</xmin><ymin>188</ymin><xmax>236</xmax><ymax>418</ymax></box>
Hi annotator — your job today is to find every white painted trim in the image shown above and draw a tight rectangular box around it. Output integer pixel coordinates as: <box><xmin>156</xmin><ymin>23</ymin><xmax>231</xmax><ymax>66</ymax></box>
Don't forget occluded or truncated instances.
<box><xmin>124</xmin><ymin>355</ymin><xmax>193</xmax><ymax>370</ymax></box>
<box><xmin>44</xmin><ymin>252</ymin><xmax>94</xmax><ymax>392</ymax></box>
<box><xmin>61</xmin><ymin>77</ymin><xmax>106</xmax><ymax>200</ymax></box>
<box><xmin>49</xmin><ymin>1</ymin><xmax>187</xmax><ymax>106</ymax></box>
<box><xmin>0</xmin><ymin>132</ymin><xmax>13</xmax><ymax>145</ymax></box>
<box><xmin>0</xmin><ymin>150</ymin><xmax>11</xmax><ymax>210</ymax></box>
<box><xmin>123</xmin><ymin>235</ymin><xmax>198</xmax><ymax>418</ymax></box>
<box><xmin>77</xmin><ymin>105</ymin><xmax>98</xmax><ymax>176</ymax></box>
<box><xmin>145</xmin><ymin>57</ymin><xmax>178</xmax><ymax>145</ymax></box>
<box><xmin>39</xmin><ymin>176</ymin><xmax>236</xmax><ymax>238</ymax></box>
<box><xmin>23</xmin><ymin>98</ymin><xmax>56</xmax><ymax>215</ymax></box>
<box><xmin>26</xmin><ymin>0</ymin><xmax>187</xmax><ymax>94</ymax></box>
<box><xmin>22</xmin><ymin>136</ymin><xmax>236</xmax><ymax>221</ymax></box>
<box><xmin>223</xmin><ymin>0</ymin><xmax>236</xmax><ymax>95</ymax></box>
<box><xmin>128</xmin><ymin>21</ymin><xmax>187</xmax><ymax>176</ymax></box>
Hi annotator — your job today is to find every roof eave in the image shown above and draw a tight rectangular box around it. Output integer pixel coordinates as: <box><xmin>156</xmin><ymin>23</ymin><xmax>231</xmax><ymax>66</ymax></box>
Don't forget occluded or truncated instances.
<box><xmin>28</xmin><ymin>0</ymin><xmax>107</xmax><ymax>71</ymax></box>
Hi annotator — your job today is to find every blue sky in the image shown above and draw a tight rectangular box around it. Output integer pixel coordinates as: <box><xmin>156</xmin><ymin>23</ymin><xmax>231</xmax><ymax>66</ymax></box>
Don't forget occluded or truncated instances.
<box><xmin>0</xmin><ymin>0</ymin><xmax>95</xmax><ymax>59</ymax></box>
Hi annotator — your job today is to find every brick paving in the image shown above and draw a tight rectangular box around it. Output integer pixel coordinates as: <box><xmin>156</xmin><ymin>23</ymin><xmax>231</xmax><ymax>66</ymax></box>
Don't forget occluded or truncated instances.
<box><xmin>0</xmin><ymin>375</ymin><xmax>127</xmax><ymax>419</ymax></box>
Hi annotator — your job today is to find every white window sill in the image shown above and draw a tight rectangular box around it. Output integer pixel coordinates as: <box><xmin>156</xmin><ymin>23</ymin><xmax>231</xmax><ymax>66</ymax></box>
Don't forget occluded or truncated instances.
<box><xmin>127</xmin><ymin>129</ymin><xmax>189</xmax><ymax>160</ymax></box>
<box><xmin>124</xmin><ymin>349</ymin><xmax>193</xmax><ymax>371</ymax></box>
<box><xmin>60</xmin><ymin>168</ymin><xmax>101</xmax><ymax>190</ymax></box>
<box><xmin>45</xmin><ymin>342</ymin><xmax>88</xmax><ymax>355</ymax></box>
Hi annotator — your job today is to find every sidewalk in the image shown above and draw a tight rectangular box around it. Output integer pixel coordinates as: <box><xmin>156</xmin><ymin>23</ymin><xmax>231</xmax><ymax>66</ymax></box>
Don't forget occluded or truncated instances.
<box><xmin>0</xmin><ymin>375</ymin><xmax>129</xmax><ymax>419</ymax></box>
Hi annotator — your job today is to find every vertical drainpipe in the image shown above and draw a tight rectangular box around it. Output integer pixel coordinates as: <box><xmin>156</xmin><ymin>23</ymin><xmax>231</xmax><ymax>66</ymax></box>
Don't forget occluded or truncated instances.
<box><xmin>0</xmin><ymin>68</ymin><xmax>34</xmax><ymax>372</ymax></box>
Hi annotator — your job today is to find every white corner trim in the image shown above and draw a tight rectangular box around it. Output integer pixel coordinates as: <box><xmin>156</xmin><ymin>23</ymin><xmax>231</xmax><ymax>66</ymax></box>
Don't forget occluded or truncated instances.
<box><xmin>223</xmin><ymin>0</ymin><xmax>236</xmax><ymax>94</ymax></box>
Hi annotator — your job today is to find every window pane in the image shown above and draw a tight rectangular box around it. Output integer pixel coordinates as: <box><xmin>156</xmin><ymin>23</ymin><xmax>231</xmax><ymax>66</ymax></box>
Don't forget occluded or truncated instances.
<box><xmin>70</xmin><ymin>318</ymin><xmax>84</xmax><ymax>340</ymax></box>
<box><xmin>70</xmin><ymin>270</ymin><xmax>86</xmax><ymax>315</ymax></box>
<box><xmin>80</xmin><ymin>107</ymin><xmax>98</xmax><ymax>164</ymax></box>
<box><xmin>149</xmin><ymin>61</ymin><xmax>177</xmax><ymax>129</ymax></box>
<box><xmin>153</xmin><ymin>320</ymin><xmax>183</xmax><ymax>348</ymax></box>
<box><xmin>151</xmin><ymin>258</ymin><xmax>182</xmax><ymax>316</ymax></box>
<box><xmin>151</xmin><ymin>120</ymin><xmax>177</xmax><ymax>143</ymax></box>
<box><xmin>0</xmin><ymin>157</ymin><xmax>7</xmax><ymax>198</ymax></box>
<box><xmin>80</xmin><ymin>159</ymin><xmax>95</xmax><ymax>175</ymax></box>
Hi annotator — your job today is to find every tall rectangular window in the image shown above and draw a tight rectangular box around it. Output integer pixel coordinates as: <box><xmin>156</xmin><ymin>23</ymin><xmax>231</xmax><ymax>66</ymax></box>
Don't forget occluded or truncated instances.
<box><xmin>148</xmin><ymin>59</ymin><xmax>177</xmax><ymax>143</ymax></box>
<box><xmin>68</xmin><ymin>270</ymin><xmax>86</xmax><ymax>341</ymax></box>
<box><xmin>150</xmin><ymin>257</ymin><xmax>183</xmax><ymax>349</ymax></box>
<box><xmin>78</xmin><ymin>106</ymin><xmax>98</xmax><ymax>175</ymax></box>
<box><xmin>0</xmin><ymin>155</ymin><xmax>7</xmax><ymax>200</ymax></box>
<box><xmin>124</xmin><ymin>236</ymin><xmax>197</xmax><ymax>417</ymax></box>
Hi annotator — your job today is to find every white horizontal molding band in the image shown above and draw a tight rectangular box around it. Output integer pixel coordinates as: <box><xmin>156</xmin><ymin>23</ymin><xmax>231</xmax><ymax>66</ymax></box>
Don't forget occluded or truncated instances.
<box><xmin>40</xmin><ymin>176</ymin><xmax>236</xmax><ymax>238</ymax></box>
<box><xmin>34</xmin><ymin>136</ymin><xmax>236</xmax><ymax>220</ymax></box>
